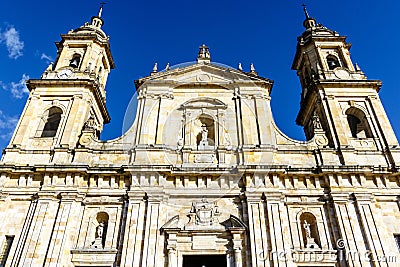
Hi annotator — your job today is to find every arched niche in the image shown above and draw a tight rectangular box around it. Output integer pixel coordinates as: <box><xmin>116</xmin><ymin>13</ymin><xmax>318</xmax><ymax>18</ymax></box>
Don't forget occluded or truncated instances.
<box><xmin>179</xmin><ymin>98</ymin><xmax>227</xmax><ymax>149</ymax></box>
<box><xmin>299</xmin><ymin>212</ymin><xmax>321</xmax><ymax>249</ymax></box>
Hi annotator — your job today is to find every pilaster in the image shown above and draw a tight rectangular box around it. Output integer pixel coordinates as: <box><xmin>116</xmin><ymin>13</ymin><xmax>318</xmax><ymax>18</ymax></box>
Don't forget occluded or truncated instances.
<box><xmin>330</xmin><ymin>193</ymin><xmax>370</xmax><ymax>267</ymax></box>
<box><xmin>119</xmin><ymin>191</ymin><xmax>147</xmax><ymax>267</ymax></box>
<box><xmin>43</xmin><ymin>192</ymin><xmax>85</xmax><ymax>267</ymax></box>
<box><xmin>352</xmin><ymin>193</ymin><xmax>395</xmax><ymax>267</ymax></box>
<box><xmin>17</xmin><ymin>192</ymin><xmax>60</xmax><ymax>266</ymax></box>
<box><xmin>244</xmin><ymin>192</ymin><xmax>269</xmax><ymax>267</ymax></box>
<box><xmin>264</xmin><ymin>192</ymin><xmax>291</xmax><ymax>267</ymax></box>
<box><xmin>141</xmin><ymin>191</ymin><xmax>165</xmax><ymax>267</ymax></box>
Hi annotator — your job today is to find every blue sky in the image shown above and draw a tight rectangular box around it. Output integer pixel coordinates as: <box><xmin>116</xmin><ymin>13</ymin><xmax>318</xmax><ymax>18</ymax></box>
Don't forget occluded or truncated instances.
<box><xmin>0</xmin><ymin>0</ymin><xmax>399</xmax><ymax>150</ymax></box>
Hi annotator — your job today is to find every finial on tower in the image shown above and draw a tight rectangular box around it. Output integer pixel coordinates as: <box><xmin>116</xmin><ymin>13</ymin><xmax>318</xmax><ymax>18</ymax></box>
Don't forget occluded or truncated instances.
<box><xmin>98</xmin><ymin>2</ymin><xmax>107</xmax><ymax>18</ymax></box>
<box><xmin>151</xmin><ymin>62</ymin><xmax>158</xmax><ymax>74</ymax></box>
<box><xmin>91</xmin><ymin>3</ymin><xmax>106</xmax><ymax>28</ymax></box>
<box><xmin>197</xmin><ymin>44</ymin><xmax>211</xmax><ymax>63</ymax></box>
<box><xmin>301</xmin><ymin>4</ymin><xmax>316</xmax><ymax>29</ymax></box>
<box><xmin>302</xmin><ymin>4</ymin><xmax>310</xmax><ymax>19</ymax></box>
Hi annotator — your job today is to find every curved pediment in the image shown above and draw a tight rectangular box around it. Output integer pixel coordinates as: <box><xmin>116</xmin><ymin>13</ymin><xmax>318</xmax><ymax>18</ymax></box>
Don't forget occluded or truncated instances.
<box><xmin>180</xmin><ymin>97</ymin><xmax>227</xmax><ymax>110</ymax></box>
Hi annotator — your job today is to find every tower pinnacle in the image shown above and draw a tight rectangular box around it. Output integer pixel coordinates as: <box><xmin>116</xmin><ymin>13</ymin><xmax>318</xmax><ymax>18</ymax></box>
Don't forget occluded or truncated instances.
<box><xmin>302</xmin><ymin>4</ymin><xmax>310</xmax><ymax>19</ymax></box>
<box><xmin>98</xmin><ymin>2</ymin><xmax>106</xmax><ymax>18</ymax></box>
<box><xmin>301</xmin><ymin>4</ymin><xmax>316</xmax><ymax>29</ymax></box>
<box><xmin>91</xmin><ymin>3</ymin><xmax>106</xmax><ymax>28</ymax></box>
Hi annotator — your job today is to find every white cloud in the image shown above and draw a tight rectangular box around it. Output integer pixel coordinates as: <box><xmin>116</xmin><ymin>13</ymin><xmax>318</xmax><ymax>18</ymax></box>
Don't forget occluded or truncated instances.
<box><xmin>40</xmin><ymin>53</ymin><xmax>53</xmax><ymax>64</ymax></box>
<box><xmin>0</xmin><ymin>74</ymin><xmax>30</xmax><ymax>99</ymax></box>
<box><xmin>9</xmin><ymin>74</ymin><xmax>29</xmax><ymax>99</ymax></box>
<box><xmin>0</xmin><ymin>26</ymin><xmax>24</xmax><ymax>59</ymax></box>
<box><xmin>0</xmin><ymin>110</ymin><xmax>18</xmax><ymax>141</ymax></box>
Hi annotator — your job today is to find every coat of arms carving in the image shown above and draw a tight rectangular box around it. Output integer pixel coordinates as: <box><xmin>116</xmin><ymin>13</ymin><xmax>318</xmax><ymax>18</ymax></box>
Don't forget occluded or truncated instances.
<box><xmin>185</xmin><ymin>198</ymin><xmax>223</xmax><ymax>230</ymax></box>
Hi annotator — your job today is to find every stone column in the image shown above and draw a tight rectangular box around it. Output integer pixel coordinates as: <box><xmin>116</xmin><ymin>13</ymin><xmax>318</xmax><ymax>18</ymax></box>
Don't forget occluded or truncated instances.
<box><xmin>119</xmin><ymin>191</ymin><xmax>146</xmax><ymax>267</ymax></box>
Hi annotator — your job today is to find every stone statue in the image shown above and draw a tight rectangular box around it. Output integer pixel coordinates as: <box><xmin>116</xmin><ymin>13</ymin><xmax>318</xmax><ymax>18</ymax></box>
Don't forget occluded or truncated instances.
<box><xmin>91</xmin><ymin>220</ymin><xmax>106</xmax><ymax>248</ymax></box>
<box><xmin>303</xmin><ymin>220</ymin><xmax>311</xmax><ymax>238</ymax></box>
<box><xmin>177</xmin><ymin>137</ymin><xmax>183</xmax><ymax>150</ymax></box>
<box><xmin>83</xmin><ymin>116</ymin><xmax>97</xmax><ymax>131</ymax></box>
<box><xmin>96</xmin><ymin>221</ymin><xmax>104</xmax><ymax>239</ymax></box>
<box><xmin>85</xmin><ymin>62</ymin><xmax>92</xmax><ymax>73</ymax></box>
<box><xmin>152</xmin><ymin>62</ymin><xmax>158</xmax><ymax>73</ymax></box>
<box><xmin>312</xmin><ymin>112</ymin><xmax>322</xmax><ymax>130</ymax></box>
<box><xmin>198</xmin><ymin>44</ymin><xmax>210</xmax><ymax>59</ymax></box>
<box><xmin>201</xmin><ymin>124</ymin><xmax>208</xmax><ymax>142</ymax></box>
<box><xmin>303</xmin><ymin>219</ymin><xmax>320</xmax><ymax>249</ymax></box>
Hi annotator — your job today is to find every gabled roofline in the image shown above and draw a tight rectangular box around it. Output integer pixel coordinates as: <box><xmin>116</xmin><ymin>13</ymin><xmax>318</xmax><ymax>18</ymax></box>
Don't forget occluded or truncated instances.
<box><xmin>134</xmin><ymin>62</ymin><xmax>273</xmax><ymax>90</ymax></box>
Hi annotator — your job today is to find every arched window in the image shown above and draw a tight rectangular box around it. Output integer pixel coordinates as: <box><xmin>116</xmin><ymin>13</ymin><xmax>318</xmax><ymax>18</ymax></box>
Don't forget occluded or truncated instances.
<box><xmin>346</xmin><ymin>108</ymin><xmax>372</xmax><ymax>138</ymax></box>
<box><xmin>38</xmin><ymin>107</ymin><xmax>63</xmax><ymax>138</ymax></box>
<box><xmin>300</xmin><ymin>212</ymin><xmax>320</xmax><ymax>249</ymax></box>
<box><xmin>69</xmin><ymin>54</ymin><xmax>81</xmax><ymax>68</ymax></box>
<box><xmin>196</xmin><ymin>115</ymin><xmax>215</xmax><ymax>149</ymax></box>
<box><xmin>326</xmin><ymin>55</ymin><xmax>340</xmax><ymax>70</ymax></box>
<box><xmin>92</xmin><ymin>212</ymin><xmax>109</xmax><ymax>249</ymax></box>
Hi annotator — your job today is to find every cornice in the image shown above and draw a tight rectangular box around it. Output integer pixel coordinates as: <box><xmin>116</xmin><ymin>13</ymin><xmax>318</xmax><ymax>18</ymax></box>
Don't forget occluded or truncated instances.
<box><xmin>26</xmin><ymin>79</ymin><xmax>111</xmax><ymax>123</ymax></box>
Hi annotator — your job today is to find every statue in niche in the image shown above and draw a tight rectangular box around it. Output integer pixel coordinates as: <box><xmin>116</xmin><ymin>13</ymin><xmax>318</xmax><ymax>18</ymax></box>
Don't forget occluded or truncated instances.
<box><xmin>92</xmin><ymin>220</ymin><xmax>106</xmax><ymax>249</ymax></box>
<box><xmin>96</xmin><ymin>221</ymin><xmax>104</xmax><ymax>239</ymax></box>
<box><xmin>303</xmin><ymin>219</ymin><xmax>320</xmax><ymax>249</ymax></box>
<box><xmin>83</xmin><ymin>116</ymin><xmax>97</xmax><ymax>131</ymax></box>
<box><xmin>201</xmin><ymin>124</ymin><xmax>208</xmax><ymax>143</ymax></box>
<box><xmin>303</xmin><ymin>220</ymin><xmax>311</xmax><ymax>238</ymax></box>
<box><xmin>198</xmin><ymin>124</ymin><xmax>211</xmax><ymax>150</ymax></box>
<box><xmin>177</xmin><ymin>137</ymin><xmax>183</xmax><ymax>150</ymax></box>
<box><xmin>312</xmin><ymin>112</ymin><xmax>322</xmax><ymax>130</ymax></box>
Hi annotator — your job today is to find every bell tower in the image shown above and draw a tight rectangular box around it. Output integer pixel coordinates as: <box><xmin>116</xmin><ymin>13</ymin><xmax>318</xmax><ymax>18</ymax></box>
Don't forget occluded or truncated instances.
<box><xmin>3</xmin><ymin>5</ymin><xmax>115</xmax><ymax>163</ymax></box>
<box><xmin>292</xmin><ymin>7</ymin><xmax>399</xmax><ymax>167</ymax></box>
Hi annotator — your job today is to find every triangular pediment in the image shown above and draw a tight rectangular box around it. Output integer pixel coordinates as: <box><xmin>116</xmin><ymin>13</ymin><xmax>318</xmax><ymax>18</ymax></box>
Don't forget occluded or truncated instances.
<box><xmin>135</xmin><ymin>62</ymin><xmax>272</xmax><ymax>89</ymax></box>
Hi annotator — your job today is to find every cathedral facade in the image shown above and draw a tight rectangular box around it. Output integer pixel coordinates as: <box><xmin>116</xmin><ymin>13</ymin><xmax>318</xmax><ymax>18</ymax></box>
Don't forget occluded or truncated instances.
<box><xmin>0</xmin><ymin>7</ymin><xmax>400</xmax><ymax>267</ymax></box>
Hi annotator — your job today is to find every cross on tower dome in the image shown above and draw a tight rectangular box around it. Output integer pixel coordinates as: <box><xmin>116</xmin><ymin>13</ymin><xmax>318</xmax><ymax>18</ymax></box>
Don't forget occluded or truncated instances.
<box><xmin>302</xmin><ymin>4</ymin><xmax>316</xmax><ymax>29</ymax></box>
<box><xmin>91</xmin><ymin>3</ymin><xmax>106</xmax><ymax>28</ymax></box>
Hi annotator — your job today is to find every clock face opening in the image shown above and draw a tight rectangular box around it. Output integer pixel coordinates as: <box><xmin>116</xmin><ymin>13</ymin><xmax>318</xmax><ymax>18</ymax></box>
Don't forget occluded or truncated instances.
<box><xmin>58</xmin><ymin>69</ymin><xmax>73</xmax><ymax>79</ymax></box>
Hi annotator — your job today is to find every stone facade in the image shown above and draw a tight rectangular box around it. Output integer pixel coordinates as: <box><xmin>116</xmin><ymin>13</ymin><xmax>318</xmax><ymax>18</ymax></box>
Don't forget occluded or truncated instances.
<box><xmin>0</xmin><ymin>8</ymin><xmax>400</xmax><ymax>267</ymax></box>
